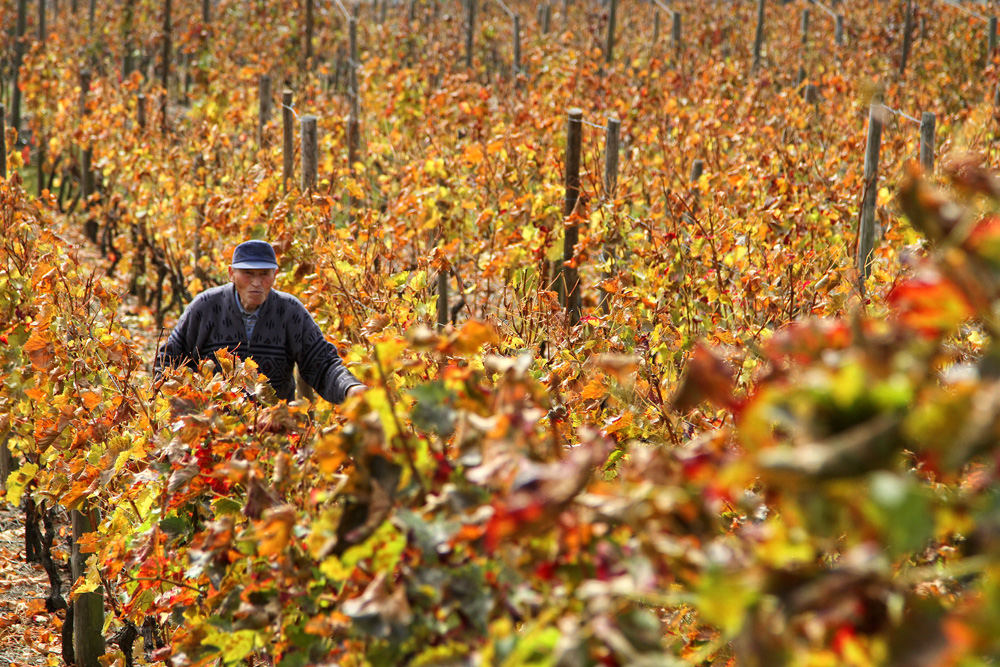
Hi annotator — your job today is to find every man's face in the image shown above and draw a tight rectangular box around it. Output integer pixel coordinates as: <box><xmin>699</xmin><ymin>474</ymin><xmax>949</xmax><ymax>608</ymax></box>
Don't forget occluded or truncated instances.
<box><xmin>229</xmin><ymin>267</ymin><xmax>276</xmax><ymax>313</ymax></box>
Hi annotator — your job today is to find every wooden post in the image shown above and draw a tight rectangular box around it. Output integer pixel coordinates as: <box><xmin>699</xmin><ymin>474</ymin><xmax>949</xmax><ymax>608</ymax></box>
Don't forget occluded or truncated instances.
<box><xmin>11</xmin><ymin>0</ymin><xmax>27</xmax><ymax>139</ymax></box>
<box><xmin>919</xmin><ymin>112</ymin><xmax>935</xmax><ymax>173</ymax></box>
<box><xmin>652</xmin><ymin>11</ymin><xmax>660</xmax><ymax>44</ymax></box>
<box><xmin>600</xmin><ymin>117</ymin><xmax>620</xmax><ymax>314</ymax></box>
<box><xmin>160</xmin><ymin>90</ymin><xmax>168</xmax><ymax>136</ymax></box>
<box><xmin>301</xmin><ymin>115</ymin><xmax>318</xmax><ymax>191</ymax></box>
<box><xmin>258</xmin><ymin>75</ymin><xmax>272</xmax><ymax>147</ymax></box>
<box><xmin>919</xmin><ymin>16</ymin><xmax>926</xmax><ymax>40</ymax></box>
<box><xmin>858</xmin><ymin>104</ymin><xmax>883</xmax><ymax>282</ymax></box>
<box><xmin>801</xmin><ymin>8</ymin><xmax>809</xmax><ymax>46</ymax></box>
<box><xmin>88</xmin><ymin>0</ymin><xmax>95</xmax><ymax>33</ymax></box>
<box><xmin>672</xmin><ymin>11</ymin><xmax>681</xmax><ymax>55</ymax></box>
<box><xmin>804</xmin><ymin>83</ymin><xmax>818</xmax><ymax>105</ymax></box>
<box><xmin>347</xmin><ymin>115</ymin><xmax>360</xmax><ymax>179</ymax></box>
<box><xmin>349</xmin><ymin>17</ymin><xmax>359</xmax><ymax>118</ymax></box>
<box><xmin>409</xmin><ymin>0</ymin><xmax>416</xmax><ymax>23</ymax></box>
<box><xmin>836</xmin><ymin>14</ymin><xmax>844</xmax><ymax>46</ymax></box>
<box><xmin>513</xmin><ymin>14</ymin><xmax>522</xmax><ymax>83</ymax></box>
<box><xmin>899</xmin><ymin>0</ymin><xmax>912</xmax><ymax>76</ymax></box>
<box><xmin>80</xmin><ymin>70</ymin><xmax>95</xmax><ymax>240</ymax></box>
<box><xmin>466</xmin><ymin>0</ymin><xmax>476</xmax><ymax>69</ymax></box>
<box><xmin>202</xmin><ymin>0</ymin><xmax>210</xmax><ymax>24</ymax></box>
<box><xmin>161</xmin><ymin>0</ymin><xmax>172</xmax><ymax>93</ymax></box>
<box><xmin>0</xmin><ymin>105</ymin><xmax>6</xmax><ymax>180</ymax></box>
<box><xmin>347</xmin><ymin>14</ymin><xmax>360</xmax><ymax>195</ymax></box>
<box><xmin>0</xmin><ymin>433</ymin><xmax>15</xmax><ymax>488</ymax></box>
<box><xmin>182</xmin><ymin>52</ymin><xmax>192</xmax><ymax>105</ymax></box>
<box><xmin>137</xmin><ymin>93</ymin><xmax>146</xmax><ymax>129</ymax></box>
<box><xmin>379</xmin><ymin>0</ymin><xmax>387</xmax><ymax>24</ymax></box>
<box><xmin>752</xmin><ymin>0</ymin><xmax>766</xmax><ymax>72</ymax></box>
<box><xmin>542</xmin><ymin>3</ymin><xmax>551</xmax><ymax>34</ymax></box>
<box><xmin>193</xmin><ymin>155</ymin><xmax>204</xmax><ymax>277</ymax></box>
<box><xmin>605</xmin><ymin>118</ymin><xmax>620</xmax><ymax>198</ymax></box>
<box><xmin>72</xmin><ymin>509</ymin><xmax>105</xmax><ymax>667</ymax></box>
<box><xmin>562</xmin><ymin>109</ymin><xmax>583</xmax><ymax>326</ymax></box>
<box><xmin>436</xmin><ymin>270</ymin><xmax>449</xmax><ymax>330</ymax></box>
<box><xmin>36</xmin><ymin>127</ymin><xmax>44</xmax><ymax>196</ymax></box>
<box><xmin>989</xmin><ymin>17</ymin><xmax>998</xmax><ymax>61</ymax></box>
<box><xmin>305</xmin><ymin>0</ymin><xmax>314</xmax><ymax>68</ymax></box>
<box><xmin>605</xmin><ymin>0</ymin><xmax>618</xmax><ymax>65</ymax></box>
<box><xmin>123</xmin><ymin>0</ymin><xmax>136</xmax><ymax>76</ymax></box>
<box><xmin>38</xmin><ymin>0</ymin><xmax>46</xmax><ymax>43</ymax></box>
<box><xmin>690</xmin><ymin>159</ymin><xmax>704</xmax><ymax>183</ymax></box>
<box><xmin>282</xmin><ymin>90</ymin><xmax>294</xmax><ymax>191</ymax></box>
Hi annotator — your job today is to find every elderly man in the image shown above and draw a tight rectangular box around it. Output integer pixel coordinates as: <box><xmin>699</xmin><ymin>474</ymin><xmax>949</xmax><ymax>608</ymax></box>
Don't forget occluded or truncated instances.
<box><xmin>155</xmin><ymin>240</ymin><xmax>365</xmax><ymax>404</ymax></box>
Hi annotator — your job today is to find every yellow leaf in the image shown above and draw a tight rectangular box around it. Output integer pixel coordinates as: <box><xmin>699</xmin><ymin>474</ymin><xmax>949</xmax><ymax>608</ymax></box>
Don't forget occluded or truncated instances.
<box><xmin>6</xmin><ymin>463</ymin><xmax>38</xmax><ymax>506</ymax></box>
<box><xmin>202</xmin><ymin>629</ymin><xmax>261</xmax><ymax>664</ymax></box>
<box><xmin>319</xmin><ymin>555</ymin><xmax>352</xmax><ymax>581</ymax></box>
<box><xmin>315</xmin><ymin>432</ymin><xmax>347</xmax><ymax>474</ymax></box>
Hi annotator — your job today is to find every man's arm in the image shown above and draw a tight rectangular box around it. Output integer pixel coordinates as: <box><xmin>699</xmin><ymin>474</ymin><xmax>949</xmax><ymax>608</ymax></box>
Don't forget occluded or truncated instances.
<box><xmin>293</xmin><ymin>310</ymin><xmax>364</xmax><ymax>404</ymax></box>
<box><xmin>153</xmin><ymin>301</ymin><xmax>200</xmax><ymax>379</ymax></box>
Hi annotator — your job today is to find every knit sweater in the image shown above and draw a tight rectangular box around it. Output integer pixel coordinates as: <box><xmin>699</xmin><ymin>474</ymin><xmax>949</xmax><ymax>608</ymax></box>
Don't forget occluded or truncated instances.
<box><xmin>155</xmin><ymin>284</ymin><xmax>363</xmax><ymax>404</ymax></box>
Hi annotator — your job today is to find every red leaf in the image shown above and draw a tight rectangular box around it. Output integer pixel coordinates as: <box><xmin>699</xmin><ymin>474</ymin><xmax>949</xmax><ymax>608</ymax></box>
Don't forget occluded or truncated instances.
<box><xmin>887</xmin><ymin>274</ymin><xmax>974</xmax><ymax>337</ymax></box>
<box><xmin>672</xmin><ymin>344</ymin><xmax>739</xmax><ymax>413</ymax></box>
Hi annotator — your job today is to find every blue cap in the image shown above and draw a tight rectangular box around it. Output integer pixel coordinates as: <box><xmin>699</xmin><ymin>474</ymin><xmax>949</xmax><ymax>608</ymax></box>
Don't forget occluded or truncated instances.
<box><xmin>231</xmin><ymin>240</ymin><xmax>278</xmax><ymax>270</ymax></box>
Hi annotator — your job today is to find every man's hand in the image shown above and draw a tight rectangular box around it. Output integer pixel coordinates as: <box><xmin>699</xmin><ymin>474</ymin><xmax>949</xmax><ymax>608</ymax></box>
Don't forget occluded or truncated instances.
<box><xmin>347</xmin><ymin>385</ymin><xmax>367</xmax><ymax>399</ymax></box>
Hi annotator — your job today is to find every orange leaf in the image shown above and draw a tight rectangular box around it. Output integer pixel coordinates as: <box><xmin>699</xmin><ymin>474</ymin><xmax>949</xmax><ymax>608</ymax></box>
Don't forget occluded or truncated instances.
<box><xmin>24</xmin><ymin>330</ymin><xmax>55</xmax><ymax>371</ymax></box>
<box><xmin>256</xmin><ymin>505</ymin><xmax>297</xmax><ymax>557</ymax></box>
<box><xmin>580</xmin><ymin>378</ymin><xmax>606</xmax><ymax>401</ymax></box>
<box><xmin>590</xmin><ymin>354</ymin><xmax>640</xmax><ymax>382</ymax></box>
<box><xmin>80</xmin><ymin>390</ymin><xmax>102</xmax><ymax>410</ymax></box>
<box><xmin>25</xmin><ymin>387</ymin><xmax>46</xmax><ymax>401</ymax></box>
<box><xmin>602</xmin><ymin>411</ymin><xmax>633</xmax><ymax>434</ymax></box>
<box><xmin>446</xmin><ymin>320</ymin><xmax>498</xmax><ymax>354</ymax></box>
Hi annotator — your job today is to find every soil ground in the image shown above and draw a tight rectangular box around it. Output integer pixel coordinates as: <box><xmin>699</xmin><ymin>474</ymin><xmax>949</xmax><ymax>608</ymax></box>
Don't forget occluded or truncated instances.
<box><xmin>0</xmin><ymin>502</ymin><xmax>67</xmax><ymax>667</ymax></box>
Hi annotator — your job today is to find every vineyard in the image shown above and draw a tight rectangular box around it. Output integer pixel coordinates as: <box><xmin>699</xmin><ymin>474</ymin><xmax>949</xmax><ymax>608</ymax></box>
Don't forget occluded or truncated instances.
<box><xmin>2</xmin><ymin>0</ymin><xmax>1000</xmax><ymax>665</ymax></box>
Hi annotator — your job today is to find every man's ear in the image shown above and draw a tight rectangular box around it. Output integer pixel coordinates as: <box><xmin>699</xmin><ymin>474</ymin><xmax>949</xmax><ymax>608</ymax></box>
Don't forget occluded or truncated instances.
<box><xmin>227</xmin><ymin>266</ymin><xmax>235</xmax><ymax>281</ymax></box>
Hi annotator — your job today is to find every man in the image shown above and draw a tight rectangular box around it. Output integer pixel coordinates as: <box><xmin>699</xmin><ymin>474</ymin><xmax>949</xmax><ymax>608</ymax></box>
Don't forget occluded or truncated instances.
<box><xmin>155</xmin><ymin>240</ymin><xmax>365</xmax><ymax>404</ymax></box>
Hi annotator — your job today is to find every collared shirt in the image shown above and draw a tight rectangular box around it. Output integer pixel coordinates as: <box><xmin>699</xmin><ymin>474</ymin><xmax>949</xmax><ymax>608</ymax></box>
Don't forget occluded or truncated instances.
<box><xmin>235</xmin><ymin>292</ymin><xmax>264</xmax><ymax>340</ymax></box>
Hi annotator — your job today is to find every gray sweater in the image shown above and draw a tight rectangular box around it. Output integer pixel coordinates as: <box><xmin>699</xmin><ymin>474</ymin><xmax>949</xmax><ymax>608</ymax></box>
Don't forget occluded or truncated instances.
<box><xmin>155</xmin><ymin>284</ymin><xmax>363</xmax><ymax>404</ymax></box>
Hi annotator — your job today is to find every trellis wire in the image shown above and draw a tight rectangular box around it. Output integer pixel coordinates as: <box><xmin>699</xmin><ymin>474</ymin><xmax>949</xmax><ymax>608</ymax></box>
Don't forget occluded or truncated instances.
<box><xmin>650</xmin><ymin>0</ymin><xmax>675</xmax><ymax>16</ymax></box>
<box><xmin>490</xmin><ymin>0</ymin><xmax>516</xmax><ymax>20</ymax></box>
<box><xmin>810</xmin><ymin>0</ymin><xmax>839</xmax><ymax>20</ymax></box>
<box><xmin>935</xmin><ymin>0</ymin><xmax>987</xmax><ymax>22</ymax></box>
<box><xmin>882</xmin><ymin>103</ymin><xmax>922</xmax><ymax>126</ymax></box>
<box><xmin>334</xmin><ymin>0</ymin><xmax>351</xmax><ymax>20</ymax></box>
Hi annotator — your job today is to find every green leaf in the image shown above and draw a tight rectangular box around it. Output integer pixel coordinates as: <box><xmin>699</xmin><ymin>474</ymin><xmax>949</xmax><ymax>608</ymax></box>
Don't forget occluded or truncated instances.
<box><xmin>408</xmin><ymin>381</ymin><xmax>456</xmax><ymax>437</ymax></box>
